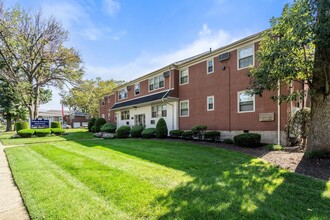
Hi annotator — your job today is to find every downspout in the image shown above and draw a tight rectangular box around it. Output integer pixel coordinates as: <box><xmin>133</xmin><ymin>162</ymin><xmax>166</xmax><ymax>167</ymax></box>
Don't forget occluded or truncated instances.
<box><xmin>277</xmin><ymin>80</ymin><xmax>281</xmax><ymax>145</ymax></box>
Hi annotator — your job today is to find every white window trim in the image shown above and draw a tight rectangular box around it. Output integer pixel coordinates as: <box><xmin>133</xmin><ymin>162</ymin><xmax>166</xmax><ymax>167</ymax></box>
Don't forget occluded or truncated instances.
<box><xmin>207</xmin><ymin>59</ymin><xmax>214</xmax><ymax>74</ymax></box>
<box><xmin>237</xmin><ymin>90</ymin><xmax>255</xmax><ymax>113</ymax></box>
<box><xmin>148</xmin><ymin>75</ymin><xmax>165</xmax><ymax>92</ymax></box>
<box><xmin>180</xmin><ymin>100</ymin><xmax>189</xmax><ymax>117</ymax></box>
<box><xmin>207</xmin><ymin>96</ymin><xmax>215</xmax><ymax>111</ymax></box>
<box><xmin>134</xmin><ymin>82</ymin><xmax>140</xmax><ymax>96</ymax></box>
<box><xmin>118</xmin><ymin>88</ymin><xmax>128</xmax><ymax>100</ymax></box>
<box><xmin>179</xmin><ymin>68</ymin><xmax>189</xmax><ymax>85</ymax></box>
<box><xmin>237</xmin><ymin>44</ymin><xmax>255</xmax><ymax>71</ymax></box>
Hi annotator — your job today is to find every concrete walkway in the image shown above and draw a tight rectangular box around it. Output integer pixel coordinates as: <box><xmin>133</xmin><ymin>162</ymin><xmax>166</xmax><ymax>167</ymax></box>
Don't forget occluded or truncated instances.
<box><xmin>0</xmin><ymin>141</ymin><xmax>29</xmax><ymax>220</ymax></box>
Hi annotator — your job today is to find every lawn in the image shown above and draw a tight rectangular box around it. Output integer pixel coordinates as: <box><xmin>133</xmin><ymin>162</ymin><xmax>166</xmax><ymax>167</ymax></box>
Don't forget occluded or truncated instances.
<box><xmin>4</xmin><ymin>137</ymin><xmax>330</xmax><ymax>219</ymax></box>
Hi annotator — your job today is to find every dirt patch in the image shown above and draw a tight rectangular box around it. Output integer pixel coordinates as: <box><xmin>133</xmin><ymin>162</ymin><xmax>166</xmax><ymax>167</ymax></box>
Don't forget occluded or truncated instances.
<box><xmin>167</xmin><ymin>138</ymin><xmax>330</xmax><ymax>182</ymax></box>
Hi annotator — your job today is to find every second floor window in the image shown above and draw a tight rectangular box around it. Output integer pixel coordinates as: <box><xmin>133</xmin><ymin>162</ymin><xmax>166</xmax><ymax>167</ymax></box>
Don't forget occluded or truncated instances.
<box><xmin>238</xmin><ymin>45</ymin><xmax>254</xmax><ymax>69</ymax></box>
<box><xmin>121</xmin><ymin>110</ymin><xmax>130</xmax><ymax>120</ymax></box>
<box><xmin>180</xmin><ymin>69</ymin><xmax>189</xmax><ymax>85</ymax></box>
<box><xmin>149</xmin><ymin>75</ymin><xmax>164</xmax><ymax>91</ymax></box>
<box><xmin>207</xmin><ymin>59</ymin><xmax>214</xmax><ymax>74</ymax></box>
<box><xmin>134</xmin><ymin>83</ymin><xmax>140</xmax><ymax>95</ymax></box>
<box><xmin>151</xmin><ymin>105</ymin><xmax>167</xmax><ymax>118</ymax></box>
<box><xmin>119</xmin><ymin>88</ymin><xmax>128</xmax><ymax>100</ymax></box>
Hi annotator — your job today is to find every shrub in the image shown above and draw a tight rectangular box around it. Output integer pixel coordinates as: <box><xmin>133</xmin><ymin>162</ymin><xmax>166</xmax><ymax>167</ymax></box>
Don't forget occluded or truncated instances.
<box><xmin>88</xmin><ymin>118</ymin><xmax>96</xmax><ymax>132</ymax></box>
<box><xmin>266</xmin><ymin>144</ymin><xmax>284</xmax><ymax>151</ymax></box>
<box><xmin>192</xmin><ymin>125</ymin><xmax>207</xmax><ymax>139</ymax></box>
<box><xmin>35</xmin><ymin>129</ymin><xmax>51</xmax><ymax>137</ymax></box>
<box><xmin>141</xmin><ymin>128</ymin><xmax>156</xmax><ymax>138</ymax></box>
<box><xmin>51</xmin><ymin>128</ymin><xmax>65</xmax><ymax>135</ymax></box>
<box><xmin>234</xmin><ymin>133</ymin><xmax>261</xmax><ymax>148</ymax></box>
<box><xmin>18</xmin><ymin>129</ymin><xmax>35</xmax><ymax>138</ymax></box>
<box><xmin>15</xmin><ymin>121</ymin><xmax>29</xmax><ymax>133</ymax></box>
<box><xmin>204</xmin><ymin>131</ymin><xmax>221</xmax><ymax>142</ymax></box>
<box><xmin>155</xmin><ymin>118</ymin><xmax>168</xmax><ymax>138</ymax></box>
<box><xmin>169</xmin><ymin>130</ymin><xmax>184</xmax><ymax>138</ymax></box>
<box><xmin>131</xmin><ymin>125</ymin><xmax>144</xmax><ymax>138</ymax></box>
<box><xmin>51</xmin><ymin>121</ymin><xmax>61</xmax><ymax>128</ymax></box>
<box><xmin>223</xmin><ymin>138</ymin><xmax>234</xmax><ymax>144</ymax></box>
<box><xmin>182</xmin><ymin>130</ymin><xmax>193</xmax><ymax>139</ymax></box>
<box><xmin>100</xmin><ymin>123</ymin><xmax>116</xmax><ymax>133</ymax></box>
<box><xmin>91</xmin><ymin>126</ymin><xmax>96</xmax><ymax>133</ymax></box>
<box><xmin>95</xmin><ymin>118</ymin><xmax>107</xmax><ymax>132</ymax></box>
<box><xmin>116</xmin><ymin>126</ymin><xmax>131</xmax><ymax>138</ymax></box>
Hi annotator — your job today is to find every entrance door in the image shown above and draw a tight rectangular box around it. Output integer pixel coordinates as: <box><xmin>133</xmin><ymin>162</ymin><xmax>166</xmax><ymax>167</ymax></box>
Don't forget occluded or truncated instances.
<box><xmin>135</xmin><ymin>114</ymin><xmax>145</xmax><ymax>127</ymax></box>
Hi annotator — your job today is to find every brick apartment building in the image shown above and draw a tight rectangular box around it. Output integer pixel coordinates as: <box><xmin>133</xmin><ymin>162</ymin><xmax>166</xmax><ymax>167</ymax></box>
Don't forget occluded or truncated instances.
<box><xmin>99</xmin><ymin>31</ymin><xmax>302</xmax><ymax>144</ymax></box>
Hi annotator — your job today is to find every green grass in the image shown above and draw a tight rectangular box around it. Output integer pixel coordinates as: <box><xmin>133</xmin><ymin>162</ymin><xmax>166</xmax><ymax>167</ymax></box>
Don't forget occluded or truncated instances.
<box><xmin>5</xmin><ymin>138</ymin><xmax>330</xmax><ymax>219</ymax></box>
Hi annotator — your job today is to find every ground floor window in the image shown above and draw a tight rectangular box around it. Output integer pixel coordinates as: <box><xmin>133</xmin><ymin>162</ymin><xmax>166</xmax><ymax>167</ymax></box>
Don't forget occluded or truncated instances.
<box><xmin>180</xmin><ymin>100</ymin><xmax>189</xmax><ymax>117</ymax></box>
<box><xmin>238</xmin><ymin>91</ymin><xmax>255</xmax><ymax>112</ymax></box>
<box><xmin>121</xmin><ymin>110</ymin><xmax>130</xmax><ymax>120</ymax></box>
<box><xmin>151</xmin><ymin>105</ymin><xmax>167</xmax><ymax>118</ymax></box>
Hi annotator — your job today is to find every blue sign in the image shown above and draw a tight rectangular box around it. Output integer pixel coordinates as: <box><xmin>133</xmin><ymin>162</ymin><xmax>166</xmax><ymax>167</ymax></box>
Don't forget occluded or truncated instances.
<box><xmin>31</xmin><ymin>119</ymin><xmax>50</xmax><ymax>129</ymax></box>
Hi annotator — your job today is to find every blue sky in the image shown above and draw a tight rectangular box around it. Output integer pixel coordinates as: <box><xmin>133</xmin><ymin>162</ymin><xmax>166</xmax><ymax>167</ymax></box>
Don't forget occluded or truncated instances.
<box><xmin>8</xmin><ymin>0</ymin><xmax>291</xmax><ymax>110</ymax></box>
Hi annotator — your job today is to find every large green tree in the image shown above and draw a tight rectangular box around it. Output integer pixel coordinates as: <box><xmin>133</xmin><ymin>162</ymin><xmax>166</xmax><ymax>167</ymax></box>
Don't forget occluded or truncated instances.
<box><xmin>249</xmin><ymin>0</ymin><xmax>330</xmax><ymax>153</ymax></box>
<box><xmin>0</xmin><ymin>2</ymin><xmax>83</xmax><ymax>120</ymax></box>
<box><xmin>60</xmin><ymin>77</ymin><xmax>124</xmax><ymax>117</ymax></box>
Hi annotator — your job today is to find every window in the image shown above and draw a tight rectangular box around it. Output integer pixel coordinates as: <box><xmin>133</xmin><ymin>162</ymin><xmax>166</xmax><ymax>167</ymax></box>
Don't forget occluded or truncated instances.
<box><xmin>151</xmin><ymin>105</ymin><xmax>167</xmax><ymax>118</ymax></box>
<box><xmin>207</xmin><ymin>59</ymin><xmax>214</xmax><ymax>74</ymax></box>
<box><xmin>149</xmin><ymin>75</ymin><xmax>165</xmax><ymax>91</ymax></box>
<box><xmin>108</xmin><ymin>96</ymin><xmax>111</xmax><ymax>103</ymax></box>
<box><xmin>107</xmin><ymin>112</ymin><xmax>111</xmax><ymax>119</ymax></box>
<box><xmin>207</xmin><ymin>96</ymin><xmax>214</xmax><ymax>111</ymax></box>
<box><xmin>119</xmin><ymin>88</ymin><xmax>128</xmax><ymax>100</ymax></box>
<box><xmin>121</xmin><ymin>110</ymin><xmax>130</xmax><ymax>120</ymax></box>
<box><xmin>134</xmin><ymin>83</ymin><xmax>140</xmax><ymax>95</ymax></box>
<box><xmin>238</xmin><ymin>91</ymin><xmax>255</xmax><ymax>112</ymax></box>
<box><xmin>101</xmin><ymin>114</ymin><xmax>105</xmax><ymax>118</ymax></box>
<box><xmin>238</xmin><ymin>45</ymin><xmax>254</xmax><ymax>69</ymax></box>
<box><xmin>180</xmin><ymin>100</ymin><xmax>189</xmax><ymax>117</ymax></box>
<box><xmin>180</xmin><ymin>69</ymin><xmax>189</xmax><ymax>85</ymax></box>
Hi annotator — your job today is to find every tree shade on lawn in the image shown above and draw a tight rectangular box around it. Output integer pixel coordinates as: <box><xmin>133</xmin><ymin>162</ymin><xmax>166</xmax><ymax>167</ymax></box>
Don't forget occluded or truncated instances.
<box><xmin>5</xmin><ymin>139</ymin><xmax>330</xmax><ymax>219</ymax></box>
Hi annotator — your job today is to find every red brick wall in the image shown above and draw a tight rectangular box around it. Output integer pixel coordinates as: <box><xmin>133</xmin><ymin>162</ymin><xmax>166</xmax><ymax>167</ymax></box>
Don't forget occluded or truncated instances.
<box><xmin>99</xmin><ymin>94</ymin><xmax>116</xmax><ymax>123</ymax></box>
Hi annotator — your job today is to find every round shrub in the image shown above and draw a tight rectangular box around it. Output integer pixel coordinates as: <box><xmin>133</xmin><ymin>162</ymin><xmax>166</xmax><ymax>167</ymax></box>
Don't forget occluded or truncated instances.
<box><xmin>91</xmin><ymin>126</ymin><xmax>96</xmax><ymax>133</ymax></box>
<box><xmin>156</xmin><ymin>118</ymin><xmax>168</xmax><ymax>138</ymax></box>
<box><xmin>15</xmin><ymin>121</ymin><xmax>29</xmax><ymax>133</ymax></box>
<box><xmin>169</xmin><ymin>130</ymin><xmax>184</xmax><ymax>138</ymax></box>
<box><xmin>51</xmin><ymin>121</ymin><xmax>61</xmax><ymax>128</ymax></box>
<box><xmin>95</xmin><ymin>118</ymin><xmax>107</xmax><ymax>132</ymax></box>
<box><xmin>51</xmin><ymin>128</ymin><xmax>65</xmax><ymax>135</ymax></box>
<box><xmin>131</xmin><ymin>125</ymin><xmax>144</xmax><ymax>138</ymax></box>
<box><xmin>182</xmin><ymin>130</ymin><xmax>193</xmax><ymax>139</ymax></box>
<box><xmin>35</xmin><ymin>129</ymin><xmax>51</xmax><ymax>137</ymax></box>
<box><xmin>141</xmin><ymin>128</ymin><xmax>156</xmax><ymax>138</ymax></box>
<box><xmin>233</xmin><ymin>133</ymin><xmax>261</xmax><ymax>148</ymax></box>
<box><xmin>191</xmin><ymin>125</ymin><xmax>207</xmax><ymax>139</ymax></box>
<box><xmin>18</xmin><ymin>129</ymin><xmax>35</xmax><ymax>138</ymax></box>
<box><xmin>100</xmin><ymin>123</ymin><xmax>116</xmax><ymax>133</ymax></box>
<box><xmin>116</xmin><ymin>125</ymin><xmax>131</xmax><ymax>138</ymax></box>
<box><xmin>204</xmin><ymin>131</ymin><xmax>221</xmax><ymax>142</ymax></box>
<box><xmin>88</xmin><ymin>118</ymin><xmax>96</xmax><ymax>132</ymax></box>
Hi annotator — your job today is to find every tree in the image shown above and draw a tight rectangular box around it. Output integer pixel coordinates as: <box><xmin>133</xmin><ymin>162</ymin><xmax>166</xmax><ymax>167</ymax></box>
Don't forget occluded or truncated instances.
<box><xmin>0</xmin><ymin>2</ymin><xmax>83</xmax><ymax>120</ymax></box>
<box><xmin>249</xmin><ymin>0</ymin><xmax>330</xmax><ymax>153</ymax></box>
<box><xmin>60</xmin><ymin>77</ymin><xmax>124</xmax><ymax>117</ymax></box>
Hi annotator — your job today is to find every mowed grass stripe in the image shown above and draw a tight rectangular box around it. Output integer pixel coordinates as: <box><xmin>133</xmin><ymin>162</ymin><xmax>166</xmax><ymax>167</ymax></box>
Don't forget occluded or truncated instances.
<box><xmin>30</xmin><ymin>144</ymin><xmax>170</xmax><ymax>218</ymax></box>
<box><xmin>53</xmin><ymin>140</ymin><xmax>193</xmax><ymax>189</ymax></box>
<box><xmin>5</xmin><ymin>146</ymin><xmax>131</xmax><ymax>220</ymax></box>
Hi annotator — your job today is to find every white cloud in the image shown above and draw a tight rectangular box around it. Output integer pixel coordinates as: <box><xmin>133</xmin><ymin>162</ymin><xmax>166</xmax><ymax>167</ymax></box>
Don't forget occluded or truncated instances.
<box><xmin>102</xmin><ymin>0</ymin><xmax>120</xmax><ymax>16</ymax></box>
<box><xmin>85</xmin><ymin>24</ymin><xmax>246</xmax><ymax>81</ymax></box>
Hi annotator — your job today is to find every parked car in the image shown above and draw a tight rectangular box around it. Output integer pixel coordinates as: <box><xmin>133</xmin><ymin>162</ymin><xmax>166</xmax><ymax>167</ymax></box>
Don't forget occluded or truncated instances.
<box><xmin>62</xmin><ymin>124</ymin><xmax>71</xmax><ymax>129</ymax></box>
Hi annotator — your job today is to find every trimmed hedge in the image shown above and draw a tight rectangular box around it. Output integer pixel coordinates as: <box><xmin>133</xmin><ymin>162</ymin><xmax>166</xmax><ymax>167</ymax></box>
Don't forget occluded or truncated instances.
<box><xmin>169</xmin><ymin>130</ymin><xmax>184</xmax><ymax>138</ymax></box>
<box><xmin>155</xmin><ymin>118</ymin><xmax>168</xmax><ymax>138</ymax></box>
<box><xmin>88</xmin><ymin>118</ymin><xmax>96</xmax><ymax>132</ymax></box>
<box><xmin>91</xmin><ymin>126</ymin><xmax>96</xmax><ymax>133</ymax></box>
<box><xmin>192</xmin><ymin>125</ymin><xmax>207</xmax><ymax>139</ymax></box>
<box><xmin>95</xmin><ymin>118</ymin><xmax>107</xmax><ymax>132</ymax></box>
<box><xmin>141</xmin><ymin>128</ymin><xmax>156</xmax><ymax>138</ymax></box>
<box><xmin>51</xmin><ymin>121</ymin><xmax>61</xmax><ymax>128</ymax></box>
<box><xmin>131</xmin><ymin>125</ymin><xmax>144</xmax><ymax>138</ymax></box>
<box><xmin>182</xmin><ymin>130</ymin><xmax>193</xmax><ymax>139</ymax></box>
<box><xmin>233</xmin><ymin>133</ymin><xmax>261</xmax><ymax>148</ymax></box>
<box><xmin>15</xmin><ymin>121</ymin><xmax>29</xmax><ymax>133</ymax></box>
<box><xmin>204</xmin><ymin>131</ymin><xmax>221</xmax><ymax>142</ymax></box>
<box><xmin>100</xmin><ymin>123</ymin><xmax>116</xmax><ymax>133</ymax></box>
<box><xmin>51</xmin><ymin>128</ymin><xmax>65</xmax><ymax>135</ymax></box>
<box><xmin>18</xmin><ymin>129</ymin><xmax>35</xmax><ymax>138</ymax></box>
<box><xmin>35</xmin><ymin>129</ymin><xmax>51</xmax><ymax>137</ymax></box>
<box><xmin>116</xmin><ymin>126</ymin><xmax>131</xmax><ymax>138</ymax></box>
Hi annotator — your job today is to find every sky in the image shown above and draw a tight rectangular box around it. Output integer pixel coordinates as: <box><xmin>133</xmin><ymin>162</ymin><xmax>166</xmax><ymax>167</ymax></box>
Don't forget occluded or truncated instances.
<box><xmin>7</xmin><ymin>0</ymin><xmax>292</xmax><ymax>110</ymax></box>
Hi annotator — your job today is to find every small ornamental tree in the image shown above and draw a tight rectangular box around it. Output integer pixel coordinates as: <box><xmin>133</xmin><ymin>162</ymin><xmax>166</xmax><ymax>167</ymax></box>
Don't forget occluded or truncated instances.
<box><xmin>155</xmin><ymin>118</ymin><xmax>168</xmax><ymax>138</ymax></box>
<box><xmin>88</xmin><ymin>118</ymin><xmax>96</xmax><ymax>132</ymax></box>
<box><xmin>94</xmin><ymin>118</ymin><xmax>106</xmax><ymax>132</ymax></box>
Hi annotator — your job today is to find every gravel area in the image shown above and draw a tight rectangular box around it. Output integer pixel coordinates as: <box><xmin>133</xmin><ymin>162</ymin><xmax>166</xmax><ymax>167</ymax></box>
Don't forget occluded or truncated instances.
<box><xmin>167</xmin><ymin>138</ymin><xmax>330</xmax><ymax>182</ymax></box>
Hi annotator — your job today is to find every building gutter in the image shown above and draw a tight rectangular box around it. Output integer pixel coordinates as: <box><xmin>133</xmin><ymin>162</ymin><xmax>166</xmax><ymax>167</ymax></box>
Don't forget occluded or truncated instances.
<box><xmin>277</xmin><ymin>80</ymin><xmax>281</xmax><ymax>145</ymax></box>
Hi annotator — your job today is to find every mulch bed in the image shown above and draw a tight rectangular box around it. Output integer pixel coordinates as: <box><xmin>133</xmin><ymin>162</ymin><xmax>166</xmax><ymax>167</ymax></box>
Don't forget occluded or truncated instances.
<box><xmin>167</xmin><ymin>138</ymin><xmax>330</xmax><ymax>182</ymax></box>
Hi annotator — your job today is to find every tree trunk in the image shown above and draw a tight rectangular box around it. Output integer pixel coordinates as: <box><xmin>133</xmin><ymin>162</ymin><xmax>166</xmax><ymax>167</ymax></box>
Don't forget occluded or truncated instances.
<box><xmin>33</xmin><ymin>85</ymin><xmax>40</xmax><ymax>119</ymax></box>
<box><xmin>306</xmin><ymin>95</ymin><xmax>330</xmax><ymax>152</ymax></box>
<box><xmin>6</xmin><ymin>116</ymin><xmax>12</xmax><ymax>132</ymax></box>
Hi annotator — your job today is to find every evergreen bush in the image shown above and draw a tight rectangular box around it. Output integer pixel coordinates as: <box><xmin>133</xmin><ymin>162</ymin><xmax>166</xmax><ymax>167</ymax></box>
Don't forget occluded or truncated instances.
<box><xmin>169</xmin><ymin>130</ymin><xmax>184</xmax><ymax>138</ymax></box>
<box><xmin>15</xmin><ymin>121</ymin><xmax>29</xmax><ymax>133</ymax></box>
<box><xmin>51</xmin><ymin>121</ymin><xmax>61</xmax><ymax>128</ymax></box>
<box><xmin>35</xmin><ymin>129</ymin><xmax>51</xmax><ymax>137</ymax></box>
<box><xmin>131</xmin><ymin>125</ymin><xmax>144</xmax><ymax>138</ymax></box>
<box><xmin>88</xmin><ymin>118</ymin><xmax>96</xmax><ymax>132</ymax></box>
<box><xmin>182</xmin><ymin>130</ymin><xmax>193</xmax><ymax>139</ymax></box>
<box><xmin>18</xmin><ymin>129</ymin><xmax>35</xmax><ymax>138</ymax></box>
<box><xmin>141</xmin><ymin>128</ymin><xmax>156</xmax><ymax>138</ymax></box>
<box><xmin>155</xmin><ymin>118</ymin><xmax>168</xmax><ymax>138</ymax></box>
<box><xmin>51</xmin><ymin>128</ymin><xmax>65</xmax><ymax>135</ymax></box>
<box><xmin>100</xmin><ymin>123</ymin><xmax>116</xmax><ymax>133</ymax></box>
<box><xmin>116</xmin><ymin>126</ymin><xmax>131</xmax><ymax>138</ymax></box>
<box><xmin>204</xmin><ymin>131</ymin><xmax>221</xmax><ymax>142</ymax></box>
<box><xmin>233</xmin><ymin>133</ymin><xmax>261</xmax><ymax>148</ymax></box>
<box><xmin>95</xmin><ymin>118</ymin><xmax>106</xmax><ymax>132</ymax></box>
<box><xmin>191</xmin><ymin>125</ymin><xmax>207</xmax><ymax>139</ymax></box>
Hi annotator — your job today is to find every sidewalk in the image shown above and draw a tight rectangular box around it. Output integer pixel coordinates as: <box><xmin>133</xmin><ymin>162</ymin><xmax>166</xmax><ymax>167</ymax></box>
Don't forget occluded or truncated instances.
<box><xmin>0</xmin><ymin>141</ymin><xmax>29</xmax><ymax>219</ymax></box>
